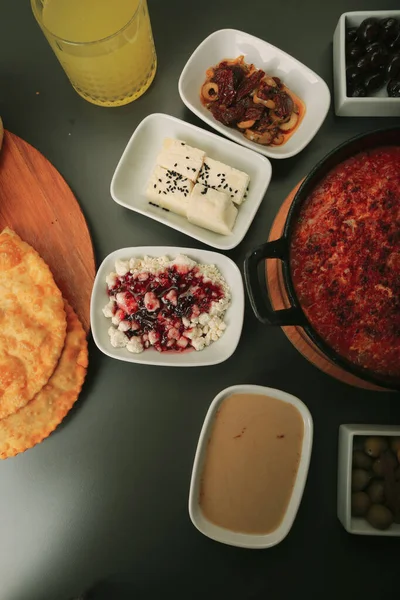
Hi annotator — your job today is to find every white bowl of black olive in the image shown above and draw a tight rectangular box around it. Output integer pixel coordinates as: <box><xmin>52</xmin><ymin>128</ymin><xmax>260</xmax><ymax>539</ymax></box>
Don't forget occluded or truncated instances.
<box><xmin>333</xmin><ymin>11</ymin><xmax>400</xmax><ymax>116</ymax></box>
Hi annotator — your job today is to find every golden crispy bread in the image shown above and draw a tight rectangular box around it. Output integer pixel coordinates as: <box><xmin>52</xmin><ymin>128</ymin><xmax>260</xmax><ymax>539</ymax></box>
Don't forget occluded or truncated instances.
<box><xmin>0</xmin><ymin>301</ymin><xmax>88</xmax><ymax>459</ymax></box>
<box><xmin>0</xmin><ymin>228</ymin><xmax>66</xmax><ymax>419</ymax></box>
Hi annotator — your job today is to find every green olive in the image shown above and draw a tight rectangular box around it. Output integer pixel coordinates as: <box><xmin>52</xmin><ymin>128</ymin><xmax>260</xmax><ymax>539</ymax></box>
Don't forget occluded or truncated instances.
<box><xmin>367</xmin><ymin>480</ymin><xmax>385</xmax><ymax>504</ymax></box>
<box><xmin>351</xmin><ymin>492</ymin><xmax>371</xmax><ymax>517</ymax></box>
<box><xmin>351</xmin><ymin>469</ymin><xmax>371</xmax><ymax>492</ymax></box>
<box><xmin>364</xmin><ymin>436</ymin><xmax>388</xmax><ymax>458</ymax></box>
<box><xmin>372</xmin><ymin>459</ymin><xmax>384</xmax><ymax>477</ymax></box>
<box><xmin>366</xmin><ymin>504</ymin><xmax>393</xmax><ymax>530</ymax></box>
<box><xmin>390</xmin><ymin>437</ymin><xmax>400</xmax><ymax>454</ymax></box>
<box><xmin>352</xmin><ymin>450</ymin><xmax>372</xmax><ymax>470</ymax></box>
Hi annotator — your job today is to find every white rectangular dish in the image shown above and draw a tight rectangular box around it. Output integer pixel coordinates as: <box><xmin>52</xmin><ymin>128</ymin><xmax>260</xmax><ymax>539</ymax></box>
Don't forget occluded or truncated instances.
<box><xmin>178</xmin><ymin>29</ymin><xmax>330</xmax><ymax>159</ymax></box>
<box><xmin>333</xmin><ymin>11</ymin><xmax>400</xmax><ymax>117</ymax></box>
<box><xmin>110</xmin><ymin>113</ymin><xmax>272</xmax><ymax>250</ymax></box>
<box><xmin>189</xmin><ymin>384</ymin><xmax>313</xmax><ymax>548</ymax></box>
<box><xmin>90</xmin><ymin>246</ymin><xmax>244</xmax><ymax>367</ymax></box>
<box><xmin>337</xmin><ymin>424</ymin><xmax>400</xmax><ymax>536</ymax></box>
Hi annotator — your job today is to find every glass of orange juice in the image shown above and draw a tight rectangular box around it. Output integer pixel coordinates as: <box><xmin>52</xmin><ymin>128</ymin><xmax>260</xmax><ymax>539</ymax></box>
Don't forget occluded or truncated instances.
<box><xmin>31</xmin><ymin>0</ymin><xmax>157</xmax><ymax>107</ymax></box>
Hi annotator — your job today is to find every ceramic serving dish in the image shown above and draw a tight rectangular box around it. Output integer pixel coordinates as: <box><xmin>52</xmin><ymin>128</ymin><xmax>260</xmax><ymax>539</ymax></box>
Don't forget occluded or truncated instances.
<box><xmin>179</xmin><ymin>29</ymin><xmax>330</xmax><ymax>159</ymax></box>
<box><xmin>338</xmin><ymin>424</ymin><xmax>400</xmax><ymax>536</ymax></box>
<box><xmin>333</xmin><ymin>11</ymin><xmax>400</xmax><ymax>117</ymax></box>
<box><xmin>110</xmin><ymin>113</ymin><xmax>272</xmax><ymax>250</ymax></box>
<box><xmin>189</xmin><ymin>384</ymin><xmax>313</xmax><ymax>548</ymax></box>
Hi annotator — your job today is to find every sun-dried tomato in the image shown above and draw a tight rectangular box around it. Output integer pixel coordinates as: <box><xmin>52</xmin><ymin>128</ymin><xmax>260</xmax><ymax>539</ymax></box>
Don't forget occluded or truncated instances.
<box><xmin>236</xmin><ymin>69</ymin><xmax>265</xmax><ymax>101</ymax></box>
<box><xmin>273</xmin><ymin>92</ymin><xmax>294</xmax><ymax>119</ymax></box>
<box><xmin>210</xmin><ymin>101</ymin><xmax>246</xmax><ymax>126</ymax></box>
<box><xmin>244</xmin><ymin>105</ymin><xmax>264</xmax><ymax>121</ymax></box>
<box><xmin>212</xmin><ymin>68</ymin><xmax>236</xmax><ymax>106</ymax></box>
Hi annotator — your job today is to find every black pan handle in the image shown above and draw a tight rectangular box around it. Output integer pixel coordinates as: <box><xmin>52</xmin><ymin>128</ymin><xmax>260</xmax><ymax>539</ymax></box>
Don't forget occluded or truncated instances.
<box><xmin>244</xmin><ymin>238</ymin><xmax>305</xmax><ymax>326</ymax></box>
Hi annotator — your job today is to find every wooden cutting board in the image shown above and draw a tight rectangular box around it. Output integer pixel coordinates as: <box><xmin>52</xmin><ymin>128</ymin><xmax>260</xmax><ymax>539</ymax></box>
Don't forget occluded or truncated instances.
<box><xmin>0</xmin><ymin>131</ymin><xmax>95</xmax><ymax>333</ymax></box>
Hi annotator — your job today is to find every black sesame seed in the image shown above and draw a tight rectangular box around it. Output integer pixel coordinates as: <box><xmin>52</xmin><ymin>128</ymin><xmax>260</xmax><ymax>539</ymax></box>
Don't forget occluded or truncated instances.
<box><xmin>163</xmin><ymin>191</ymin><xmax>167</xmax><ymax>194</ymax></box>
<box><xmin>158</xmin><ymin>178</ymin><xmax>162</xmax><ymax>182</ymax></box>
<box><xmin>192</xmin><ymin>168</ymin><xmax>196</xmax><ymax>172</ymax></box>
<box><xmin>174</xmin><ymin>163</ymin><xmax>177</xmax><ymax>167</ymax></box>
<box><xmin>158</xmin><ymin>190</ymin><xmax>161</xmax><ymax>194</ymax></box>
<box><xmin>234</xmin><ymin>190</ymin><xmax>238</xmax><ymax>194</ymax></box>
<box><xmin>181</xmin><ymin>142</ymin><xmax>185</xmax><ymax>146</ymax></box>
<box><xmin>229</xmin><ymin>187</ymin><xmax>232</xmax><ymax>192</ymax></box>
<box><xmin>224</xmin><ymin>184</ymin><xmax>228</xmax><ymax>189</ymax></box>
<box><xmin>162</xmin><ymin>207</ymin><xmax>170</xmax><ymax>212</ymax></box>
<box><xmin>186</xmin><ymin>156</ymin><xmax>189</xmax><ymax>159</ymax></box>
<box><xmin>153</xmin><ymin>184</ymin><xmax>156</xmax><ymax>188</ymax></box>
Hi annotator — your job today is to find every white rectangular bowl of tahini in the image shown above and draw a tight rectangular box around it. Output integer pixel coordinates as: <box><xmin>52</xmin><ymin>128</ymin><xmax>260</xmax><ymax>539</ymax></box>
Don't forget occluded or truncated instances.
<box><xmin>110</xmin><ymin>113</ymin><xmax>272</xmax><ymax>250</ymax></box>
<box><xmin>90</xmin><ymin>246</ymin><xmax>245</xmax><ymax>367</ymax></box>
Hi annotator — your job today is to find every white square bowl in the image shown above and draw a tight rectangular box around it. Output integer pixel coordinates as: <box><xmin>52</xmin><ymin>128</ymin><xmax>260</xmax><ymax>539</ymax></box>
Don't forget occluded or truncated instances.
<box><xmin>189</xmin><ymin>384</ymin><xmax>313</xmax><ymax>548</ymax></box>
<box><xmin>90</xmin><ymin>246</ymin><xmax>244</xmax><ymax>367</ymax></box>
<box><xmin>110</xmin><ymin>113</ymin><xmax>272</xmax><ymax>250</ymax></box>
<box><xmin>178</xmin><ymin>29</ymin><xmax>331</xmax><ymax>159</ymax></box>
<box><xmin>333</xmin><ymin>11</ymin><xmax>400</xmax><ymax>117</ymax></box>
<box><xmin>338</xmin><ymin>424</ymin><xmax>400</xmax><ymax>536</ymax></box>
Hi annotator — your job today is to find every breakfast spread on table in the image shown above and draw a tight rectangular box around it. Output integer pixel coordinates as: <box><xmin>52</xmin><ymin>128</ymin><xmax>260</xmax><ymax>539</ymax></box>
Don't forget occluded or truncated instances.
<box><xmin>200</xmin><ymin>56</ymin><xmax>305</xmax><ymax>146</ymax></box>
<box><xmin>0</xmin><ymin>228</ymin><xmax>88</xmax><ymax>458</ymax></box>
<box><xmin>2</xmin><ymin>2</ymin><xmax>400</xmax><ymax>548</ymax></box>
<box><xmin>103</xmin><ymin>254</ymin><xmax>230</xmax><ymax>353</ymax></box>
<box><xmin>146</xmin><ymin>138</ymin><xmax>250</xmax><ymax>235</ymax></box>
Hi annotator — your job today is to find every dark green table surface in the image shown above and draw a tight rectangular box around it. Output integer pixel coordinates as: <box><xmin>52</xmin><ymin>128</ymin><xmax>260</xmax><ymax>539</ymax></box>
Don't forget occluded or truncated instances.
<box><xmin>1</xmin><ymin>1</ymin><xmax>399</xmax><ymax>599</ymax></box>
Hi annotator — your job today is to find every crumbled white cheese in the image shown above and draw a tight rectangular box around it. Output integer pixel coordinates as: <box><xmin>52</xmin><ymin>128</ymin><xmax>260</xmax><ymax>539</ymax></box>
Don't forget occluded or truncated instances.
<box><xmin>118</xmin><ymin>320</ymin><xmax>131</xmax><ymax>332</ymax></box>
<box><xmin>108</xmin><ymin>327</ymin><xmax>128</xmax><ymax>348</ymax></box>
<box><xmin>106</xmin><ymin>272</ymin><xmax>118</xmax><ymax>288</ymax></box>
<box><xmin>115</xmin><ymin>259</ymin><xmax>129</xmax><ymax>276</ymax></box>
<box><xmin>102</xmin><ymin>300</ymin><xmax>115</xmax><ymax>318</ymax></box>
<box><xmin>198</xmin><ymin>312</ymin><xmax>210</xmax><ymax>326</ymax></box>
<box><xmin>192</xmin><ymin>336</ymin><xmax>206</xmax><ymax>351</ymax></box>
<box><xmin>126</xmin><ymin>337</ymin><xmax>144</xmax><ymax>353</ymax></box>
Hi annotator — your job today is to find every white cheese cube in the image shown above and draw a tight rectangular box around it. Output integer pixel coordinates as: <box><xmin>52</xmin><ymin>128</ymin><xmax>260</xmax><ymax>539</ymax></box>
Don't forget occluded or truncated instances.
<box><xmin>197</xmin><ymin>156</ymin><xmax>250</xmax><ymax>205</ymax></box>
<box><xmin>146</xmin><ymin>165</ymin><xmax>192</xmax><ymax>217</ymax></box>
<box><xmin>187</xmin><ymin>184</ymin><xmax>238</xmax><ymax>236</ymax></box>
<box><xmin>156</xmin><ymin>138</ymin><xmax>205</xmax><ymax>182</ymax></box>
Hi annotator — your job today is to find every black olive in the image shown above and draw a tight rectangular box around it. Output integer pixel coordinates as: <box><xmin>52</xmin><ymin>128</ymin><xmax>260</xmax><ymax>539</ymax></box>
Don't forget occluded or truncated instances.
<box><xmin>356</xmin><ymin>55</ymin><xmax>371</xmax><ymax>72</ymax></box>
<box><xmin>346</xmin><ymin>27</ymin><xmax>358</xmax><ymax>44</ymax></box>
<box><xmin>387</xmin><ymin>54</ymin><xmax>400</xmax><ymax>79</ymax></box>
<box><xmin>346</xmin><ymin>65</ymin><xmax>363</xmax><ymax>86</ymax></box>
<box><xmin>389</xmin><ymin>32</ymin><xmax>400</xmax><ymax>51</ymax></box>
<box><xmin>364</xmin><ymin>71</ymin><xmax>385</xmax><ymax>92</ymax></box>
<box><xmin>350</xmin><ymin>84</ymin><xmax>367</xmax><ymax>97</ymax></box>
<box><xmin>380</xmin><ymin>17</ymin><xmax>399</xmax><ymax>43</ymax></box>
<box><xmin>357</xmin><ymin>17</ymin><xmax>381</xmax><ymax>44</ymax></box>
<box><xmin>365</xmin><ymin>41</ymin><xmax>385</xmax><ymax>54</ymax></box>
<box><xmin>346</xmin><ymin>42</ymin><xmax>363</xmax><ymax>62</ymax></box>
<box><xmin>387</xmin><ymin>78</ymin><xmax>400</xmax><ymax>97</ymax></box>
<box><xmin>369</xmin><ymin>48</ymin><xmax>389</xmax><ymax>69</ymax></box>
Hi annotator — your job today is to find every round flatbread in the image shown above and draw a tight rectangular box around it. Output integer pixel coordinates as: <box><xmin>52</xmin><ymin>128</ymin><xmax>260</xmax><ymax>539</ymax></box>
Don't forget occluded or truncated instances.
<box><xmin>0</xmin><ymin>301</ymin><xmax>88</xmax><ymax>459</ymax></box>
<box><xmin>0</xmin><ymin>227</ymin><xmax>66</xmax><ymax>419</ymax></box>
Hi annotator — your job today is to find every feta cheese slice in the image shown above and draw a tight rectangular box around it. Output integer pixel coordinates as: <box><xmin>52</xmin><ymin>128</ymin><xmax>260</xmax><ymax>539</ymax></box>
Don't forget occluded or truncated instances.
<box><xmin>156</xmin><ymin>138</ymin><xmax>205</xmax><ymax>182</ymax></box>
<box><xmin>187</xmin><ymin>184</ymin><xmax>238</xmax><ymax>236</ymax></box>
<box><xmin>146</xmin><ymin>165</ymin><xmax>192</xmax><ymax>217</ymax></box>
<box><xmin>197</xmin><ymin>156</ymin><xmax>250</xmax><ymax>205</ymax></box>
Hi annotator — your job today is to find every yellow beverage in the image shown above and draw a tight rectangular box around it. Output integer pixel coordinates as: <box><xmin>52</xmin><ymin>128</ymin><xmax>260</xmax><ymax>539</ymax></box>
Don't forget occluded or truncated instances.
<box><xmin>31</xmin><ymin>0</ymin><xmax>157</xmax><ymax>106</ymax></box>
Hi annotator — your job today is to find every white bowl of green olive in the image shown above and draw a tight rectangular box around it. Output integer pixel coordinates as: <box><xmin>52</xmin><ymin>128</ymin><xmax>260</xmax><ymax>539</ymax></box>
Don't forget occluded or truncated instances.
<box><xmin>338</xmin><ymin>424</ymin><xmax>400</xmax><ymax>536</ymax></box>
